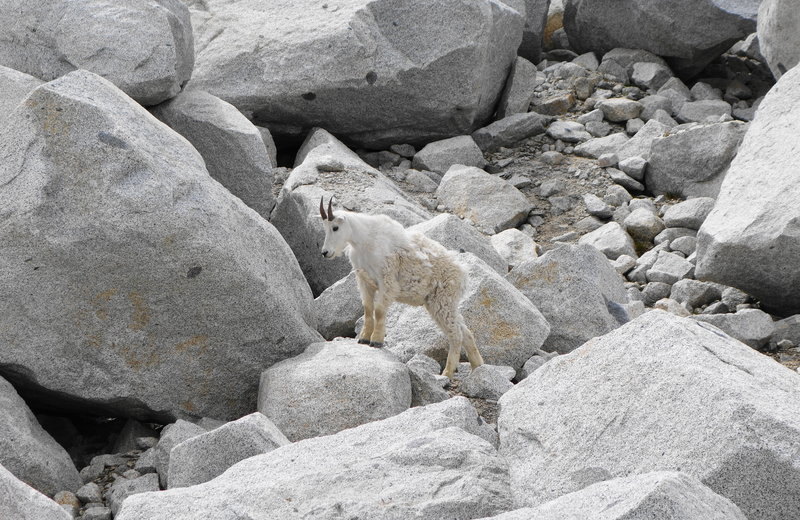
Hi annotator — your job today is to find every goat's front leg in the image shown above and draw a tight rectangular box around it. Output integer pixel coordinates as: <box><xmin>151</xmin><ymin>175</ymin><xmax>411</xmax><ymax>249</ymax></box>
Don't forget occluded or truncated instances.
<box><xmin>356</xmin><ymin>272</ymin><xmax>376</xmax><ymax>345</ymax></box>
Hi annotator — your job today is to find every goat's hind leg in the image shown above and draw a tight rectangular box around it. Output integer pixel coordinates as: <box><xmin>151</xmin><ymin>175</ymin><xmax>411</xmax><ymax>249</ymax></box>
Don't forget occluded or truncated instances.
<box><xmin>459</xmin><ymin>316</ymin><xmax>484</xmax><ymax>369</ymax></box>
<box><xmin>426</xmin><ymin>301</ymin><xmax>464</xmax><ymax>379</ymax></box>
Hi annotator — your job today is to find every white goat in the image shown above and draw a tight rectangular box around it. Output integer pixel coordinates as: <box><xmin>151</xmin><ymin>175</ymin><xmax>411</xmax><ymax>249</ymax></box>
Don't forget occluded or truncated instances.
<box><xmin>319</xmin><ymin>198</ymin><xmax>484</xmax><ymax>379</ymax></box>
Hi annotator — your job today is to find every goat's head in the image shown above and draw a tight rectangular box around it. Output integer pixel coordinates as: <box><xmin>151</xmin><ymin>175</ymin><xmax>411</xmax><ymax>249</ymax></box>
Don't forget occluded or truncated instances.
<box><xmin>319</xmin><ymin>197</ymin><xmax>350</xmax><ymax>259</ymax></box>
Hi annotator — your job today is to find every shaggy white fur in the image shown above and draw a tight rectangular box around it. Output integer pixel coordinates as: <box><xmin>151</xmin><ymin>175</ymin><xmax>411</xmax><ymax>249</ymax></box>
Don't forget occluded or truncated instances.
<box><xmin>320</xmin><ymin>204</ymin><xmax>484</xmax><ymax>378</ymax></box>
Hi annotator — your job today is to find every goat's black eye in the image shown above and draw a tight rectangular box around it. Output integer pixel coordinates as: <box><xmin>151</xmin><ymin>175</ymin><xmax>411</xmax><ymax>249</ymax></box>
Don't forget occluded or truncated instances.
<box><xmin>332</xmin><ymin>226</ymin><xmax>339</xmax><ymax>232</ymax></box>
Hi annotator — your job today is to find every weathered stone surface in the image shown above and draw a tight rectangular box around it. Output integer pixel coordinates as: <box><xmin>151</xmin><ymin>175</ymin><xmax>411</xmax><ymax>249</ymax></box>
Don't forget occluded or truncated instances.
<box><xmin>258</xmin><ymin>339</ymin><xmax>411</xmax><ymax>441</ymax></box>
<box><xmin>663</xmin><ymin>197</ymin><xmax>716</xmax><ymax>230</ymax></box>
<box><xmin>436</xmin><ymin>165</ymin><xmax>532</xmax><ymax>234</ymax></box>
<box><xmin>0</xmin><ymin>378</ymin><xmax>81</xmax><ymax>496</ymax></box>
<box><xmin>573</xmin><ymin>132</ymin><xmax>629</xmax><ymax>159</ymax></box>
<box><xmin>578</xmin><ymin>222</ymin><xmax>637</xmax><ymax>260</ymax></box>
<box><xmin>312</xmin><ymin>271</ymin><xmax>361</xmax><ymax>340</ymax></box>
<box><xmin>410</xmin><ymin>214</ymin><xmax>508</xmax><ymax>274</ymax></box>
<box><xmin>155</xmin><ymin>420</ymin><xmax>206</xmax><ymax>488</ymax></box>
<box><xmin>490</xmin><ymin>228</ymin><xmax>538</xmax><ymax>270</ymax></box>
<box><xmin>758</xmin><ymin>0</ymin><xmax>800</xmax><ymax>80</ymax></box>
<box><xmin>108</xmin><ymin>473</ymin><xmax>159</xmax><ymax>516</ymax></box>
<box><xmin>598</xmin><ymin>98</ymin><xmax>643</xmax><ymax>122</ymax></box>
<box><xmin>689</xmin><ymin>309</ymin><xmax>776</xmax><ymax>349</ymax></box>
<box><xmin>623</xmin><ymin>207</ymin><xmax>665</xmax><ymax>243</ymax></box>
<box><xmin>647</xmin><ymin>121</ymin><xmax>747</xmax><ymax>198</ymax></box>
<box><xmin>496</xmin><ymin>57</ymin><xmax>540</xmax><ymax>118</ymax></box>
<box><xmin>696</xmin><ymin>66</ymin><xmax>800</xmax><ymax>315</ymax></box>
<box><xmin>0</xmin><ymin>66</ymin><xmax>44</xmax><ymax>121</ymax></box>
<box><xmin>0</xmin><ymin>0</ymin><xmax>193</xmax><ymax>105</ymax></box>
<box><xmin>472</xmin><ymin>112</ymin><xmax>552</xmax><ymax>152</ymax></box>
<box><xmin>167</xmin><ymin>413</ymin><xmax>289</xmax><ymax>488</ymax></box>
<box><xmin>461</xmin><ymin>364</ymin><xmax>515</xmax><ymax>400</ymax></box>
<box><xmin>508</xmin><ymin>243</ymin><xmax>629</xmax><ymax>354</ymax></box>
<box><xmin>117</xmin><ymin>398</ymin><xmax>512</xmax><ymax>520</ymax></box>
<box><xmin>677</xmin><ymin>99</ymin><xmax>732</xmax><ymax>123</ymax></box>
<box><xmin>411</xmin><ymin>135</ymin><xmax>486</xmax><ymax>174</ymax></box>
<box><xmin>379</xmin><ymin>253</ymin><xmax>550</xmax><ymax>370</ymax></box>
<box><xmin>0</xmin><ymin>70</ymin><xmax>321</xmax><ymax>421</ymax></box>
<box><xmin>151</xmin><ymin>90</ymin><xmax>275</xmax><ymax>218</ymax></box>
<box><xmin>563</xmin><ymin>0</ymin><xmax>759</xmax><ymax>75</ymax></box>
<box><xmin>498</xmin><ymin>310</ymin><xmax>800</xmax><ymax>519</ymax></box>
<box><xmin>271</xmin><ymin>128</ymin><xmax>430</xmax><ymax>294</ymax></box>
<box><xmin>477</xmin><ymin>471</ymin><xmax>747</xmax><ymax>520</ymax></box>
<box><xmin>185</xmin><ymin>0</ymin><xmax>523</xmax><ymax>149</ymax></box>
<box><xmin>0</xmin><ymin>464</ymin><xmax>71</xmax><ymax>520</ymax></box>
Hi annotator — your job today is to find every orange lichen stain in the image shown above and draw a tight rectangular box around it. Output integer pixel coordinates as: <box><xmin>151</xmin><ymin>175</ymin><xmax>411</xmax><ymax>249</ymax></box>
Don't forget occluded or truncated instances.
<box><xmin>85</xmin><ymin>334</ymin><xmax>103</xmax><ymax>349</ymax></box>
<box><xmin>176</xmin><ymin>335</ymin><xmax>209</xmax><ymax>354</ymax></box>
<box><xmin>92</xmin><ymin>288</ymin><xmax>118</xmax><ymax>320</ymax></box>
<box><xmin>480</xmin><ymin>288</ymin><xmax>495</xmax><ymax>308</ymax></box>
<box><xmin>127</xmin><ymin>292</ymin><xmax>151</xmax><ymax>331</ymax></box>
<box><xmin>181</xmin><ymin>400</ymin><xmax>196</xmax><ymax>413</ymax></box>
<box><xmin>490</xmin><ymin>320</ymin><xmax>520</xmax><ymax>342</ymax></box>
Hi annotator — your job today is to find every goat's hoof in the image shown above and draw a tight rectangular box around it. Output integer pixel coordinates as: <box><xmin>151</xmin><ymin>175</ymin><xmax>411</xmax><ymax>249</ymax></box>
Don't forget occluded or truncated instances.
<box><xmin>357</xmin><ymin>338</ymin><xmax>370</xmax><ymax>345</ymax></box>
<box><xmin>368</xmin><ymin>341</ymin><xmax>384</xmax><ymax>348</ymax></box>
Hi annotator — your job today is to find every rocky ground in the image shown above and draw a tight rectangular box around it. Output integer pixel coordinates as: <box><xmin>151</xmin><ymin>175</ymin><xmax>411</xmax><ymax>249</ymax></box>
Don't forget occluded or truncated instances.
<box><xmin>2</xmin><ymin>0</ymin><xmax>800</xmax><ymax>520</ymax></box>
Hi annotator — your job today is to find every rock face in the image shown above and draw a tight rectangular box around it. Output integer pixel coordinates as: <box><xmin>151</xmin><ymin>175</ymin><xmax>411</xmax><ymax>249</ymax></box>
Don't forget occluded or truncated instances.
<box><xmin>436</xmin><ymin>165</ymin><xmax>532</xmax><ymax>234</ymax></box>
<box><xmin>0</xmin><ymin>464</ymin><xmax>72</xmax><ymax>520</ymax></box>
<box><xmin>0</xmin><ymin>66</ymin><xmax>44</xmax><ymax>120</ymax></box>
<box><xmin>498</xmin><ymin>311</ymin><xmax>800</xmax><ymax>519</ymax></box>
<box><xmin>184</xmin><ymin>0</ymin><xmax>523</xmax><ymax>149</ymax></box>
<box><xmin>312</xmin><ymin>272</ymin><xmax>362</xmax><ymax>340</ymax></box>
<box><xmin>270</xmin><ymin>128</ymin><xmax>430</xmax><ymax>295</ymax></box>
<box><xmin>478</xmin><ymin>472</ymin><xmax>747</xmax><ymax>520</ymax></box>
<box><xmin>0</xmin><ymin>0</ymin><xmax>193</xmax><ymax>105</ymax></box>
<box><xmin>0</xmin><ymin>376</ymin><xmax>81</xmax><ymax>496</ymax></box>
<box><xmin>167</xmin><ymin>413</ymin><xmax>290</xmax><ymax>488</ymax></box>
<box><xmin>0</xmin><ymin>70</ymin><xmax>321</xmax><ymax>421</ymax></box>
<box><xmin>379</xmin><ymin>253</ymin><xmax>550</xmax><ymax>370</ymax></box>
<box><xmin>507</xmin><ymin>243</ymin><xmax>629</xmax><ymax>354</ymax></box>
<box><xmin>258</xmin><ymin>340</ymin><xmax>412</xmax><ymax>441</ymax></box>
<box><xmin>116</xmin><ymin>398</ymin><xmax>512</xmax><ymax>520</ymax></box>
<box><xmin>151</xmin><ymin>90</ymin><xmax>275</xmax><ymax>218</ymax></box>
<box><xmin>563</xmin><ymin>0</ymin><xmax>759</xmax><ymax>75</ymax></box>
<box><xmin>646</xmin><ymin>122</ymin><xmax>747</xmax><ymax>198</ymax></box>
<box><xmin>696</xmin><ymin>66</ymin><xmax>800</xmax><ymax>315</ymax></box>
<box><xmin>758</xmin><ymin>0</ymin><xmax>800</xmax><ymax>79</ymax></box>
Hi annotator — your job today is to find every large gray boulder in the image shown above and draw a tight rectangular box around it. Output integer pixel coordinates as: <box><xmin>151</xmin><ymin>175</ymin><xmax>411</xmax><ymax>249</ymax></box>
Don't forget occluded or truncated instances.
<box><xmin>0</xmin><ymin>0</ymin><xmax>193</xmax><ymax>105</ymax></box>
<box><xmin>498</xmin><ymin>311</ymin><xmax>800</xmax><ymax>519</ymax></box>
<box><xmin>696</xmin><ymin>66</ymin><xmax>800</xmax><ymax>315</ymax></box>
<box><xmin>184</xmin><ymin>0</ymin><xmax>523</xmax><ymax>149</ymax></box>
<box><xmin>116</xmin><ymin>398</ymin><xmax>512</xmax><ymax>520</ymax></box>
<box><xmin>505</xmin><ymin>0</ymin><xmax>553</xmax><ymax>63</ymax></box>
<box><xmin>151</xmin><ymin>90</ymin><xmax>275</xmax><ymax>218</ymax></box>
<box><xmin>270</xmin><ymin>128</ymin><xmax>430</xmax><ymax>295</ymax></box>
<box><xmin>167</xmin><ymin>413</ymin><xmax>289</xmax><ymax>488</ymax></box>
<box><xmin>563</xmin><ymin>0</ymin><xmax>759</xmax><ymax>75</ymax></box>
<box><xmin>411</xmin><ymin>135</ymin><xmax>486</xmax><ymax>174</ymax></box>
<box><xmin>477</xmin><ymin>472</ymin><xmax>747</xmax><ymax>520</ymax></box>
<box><xmin>409</xmin><ymin>214</ymin><xmax>508</xmax><ymax>275</ymax></box>
<box><xmin>758</xmin><ymin>0</ymin><xmax>800</xmax><ymax>79</ymax></box>
<box><xmin>507</xmin><ymin>243</ymin><xmax>629</xmax><ymax>354</ymax></box>
<box><xmin>0</xmin><ymin>70</ymin><xmax>321</xmax><ymax>421</ymax></box>
<box><xmin>0</xmin><ymin>66</ymin><xmax>44</xmax><ymax>121</ymax></box>
<box><xmin>312</xmin><ymin>271</ymin><xmax>362</xmax><ymax>340</ymax></box>
<box><xmin>258</xmin><ymin>339</ymin><xmax>412</xmax><ymax>441</ymax></box>
<box><xmin>0</xmin><ymin>464</ymin><xmax>71</xmax><ymax>520</ymax></box>
<box><xmin>436</xmin><ymin>165</ymin><xmax>532</xmax><ymax>235</ymax></box>
<box><xmin>0</xmin><ymin>376</ymin><xmax>81</xmax><ymax>496</ymax></box>
<box><xmin>154</xmin><ymin>420</ymin><xmax>206</xmax><ymax>488</ymax></box>
<box><xmin>646</xmin><ymin>122</ymin><xmax>747</xmax><ymax>198</ymax></box>
<box><xmin>377</xmin><ymin>253</ymin><xmax>550</xmax><ymax>370</ymax></box>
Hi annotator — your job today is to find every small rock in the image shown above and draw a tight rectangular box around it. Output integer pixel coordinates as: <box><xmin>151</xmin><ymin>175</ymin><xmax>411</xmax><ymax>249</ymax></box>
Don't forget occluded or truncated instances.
<box><xmin>611</xmin><ymin>254</ymin><xmax>637</xmax><ymax>275</ymax></box>
<box><xmin>597</xmin><ymin>153</ymin><xmax>618</xmax><ymax>167</ymax></box>
<box><xmin>76</xmin><ymin>482</ymin><xmax>103</xmax><ymax>504</ymax></box>
<box><xmin>677</xmin><ymin>99</ymin><xmax>732</xmax><ymax>123</ymax></box>
<box><xmin>642</xmin><ymin>282</ymin><xmax>673</xmax><ymax>306</ymax></box>
<box><xmin>585</xmin><ymin>120</ymin><xmax>612</xmax><ymax>137</ymax></box>
<box><xmin>83</xmin><ymin>506</ymin><xmax>112</xmax><ymax>520</ymax></box>
<box><xmin>583</xmin><ymin>193</ymin><xmax>614</xmax><ymax>219</ymax></box>
<box><xmin>721</xmin><ymin>286</ymin><xmax>751</xmax><ymax>310</ymax></box>
<box><xmin>539</xmin><ymin>179</ymin><xmax>565</xmax><ymax>197</ymax></box>
<box><xmin>574</xmin><ymin>132</ymin><xmax>630</xmax><ymax>159</ymax></box>
<box><xmin>539</xmin><ymin>151</ymin><xmax>564</xmax><ymax>165</ymax></box>
<box><xmin>546</xmin><ymin>120</ymin><xmax>592</xmax><ymax>142</ymax></box>
<box><xmin>626</xmin><ymin>118</ymin><xmax>645</xmax><ymax>135</ymax></box>
<box><xmin>408</xmin><ymin>365</ymin><xmax>450</xmax><ymax>406</ymax></box>
<box><xmin>460</xmin><ymin>365</ymin><xmax>515</xmax><ymax>400</ymax></box>
<box><xmin>689</xmin><ymin>309</ymin><xmax>776</xmax><ymax>349</ymax></box>
<box><xmin>134</xmin><ymin>448</ymin><xmax>156</xmax><ymax>475</ymax></box>
<box><xmin>490</xmin><ymin>229</ymin><xmax>539</xmax><ymax>270</ymax></box>
<box><xmin>617</xmin><ymin>156</ymin><xmax>647</xmax><ymax>181</ymax></box>
<box><xmin>670</xmin><ymin>279</ymin><xmax>722</xmax><ymax>309</ymax></box>
<box><xmin>389</xmin><ymin>144</ymin><xmax>416</xmax><ymax>158</ymax></box>
<box><xmin>577</xmin><ymin>109</ymin><xmax>604</xmax><ymax>124</ymax></box>
<box><xmin>663</xmin><ymin>197</ymin><xmax>716</xmax><ymax>229</ymax></box>
<box><xmin>411</xmin><ymin>135</ymin><xmax>485</xmax><ymax>174</ymax></box>
<box><xmin>670</xmin><ymin>235</ymin><xmax>697</xmax><ymax>256</ymax></box>
<box><xmin>623</xmin><ymin>208</ymin><xmax>666</xmax><ymax>243</ymax></box>
<box><xmin>654</xmin><ymin>298</ymin><xmax>691</xmax><ymax>316</ymax></box>
<box><xmin>496</xmin><ymin>57</ymin><xmax>540</xmax><ymax>119</ymax></box>
<box><xmin>549</xmin><ymin>195</ymin><xmax>577</xmax><ymax>215</ymax></box>
<box><xmin>107</xmin><ymin>473</ymin><xmax>160</xmax><ymax>516</ymax></box>
<box><xmin>517</xmin><ymin>349</ymin><xmax>558</xmax><ymax>381</ymax></box>
<box><xmin>691</xmin><ymin>82</ymin><xmax>722</xmax><ymax>100</ymax></box>
<box><xmin>531</xmin><ymin>92</ymin><xmax>575</xmax><ymax>116</ymax></box>
<box><xmin>607</xmin><ymin>167</ymin><xmax>644</xmax><ymax>192</ymax></box>
<box><xmin>647</xmin><ymin>251</ymin><xmax>694</xmax><ymax>284</ymax></box>
<box><xmin>598</xmin><ymin>98</ymin><xmax>644</xmax><ymax>122</ymax></box>
<box><xmin>604</xmin><ymin>185</ymin><xmax>633</xmax><ymax>207</ymax></box>
<box><xmin>578</xmin><ymin>222</ymin><xmax>637</xmax><ymax>260</ymax></box>
<box><xmin>472</xmin><ymin>112</ymin><xmax>552</xmax><ymax>152</ymax></box>
<box><xmin>654</xmin><ymin>227</ymin><xmax>697</xmax><ymax>246</ymax></box>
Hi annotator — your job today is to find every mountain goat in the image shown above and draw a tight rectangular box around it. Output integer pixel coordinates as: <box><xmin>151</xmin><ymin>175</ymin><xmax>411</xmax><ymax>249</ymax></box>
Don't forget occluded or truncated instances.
<box><xmin>319</xmin><ymin>198</ymin><xmax>484</xmax><ymax>379</ymax></box>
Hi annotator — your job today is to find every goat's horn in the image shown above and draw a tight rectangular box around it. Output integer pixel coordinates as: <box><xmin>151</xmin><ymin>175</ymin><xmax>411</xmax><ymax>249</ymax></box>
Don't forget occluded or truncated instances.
<box><xmin>319</xmin><ymin>196</ymin><xmax>328</xmax><ymax>220</ymax></box>
<box><xmin>327</xmin><ymin>197</ymin><xmax>334</xmax><ymax>221</ymax></box>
